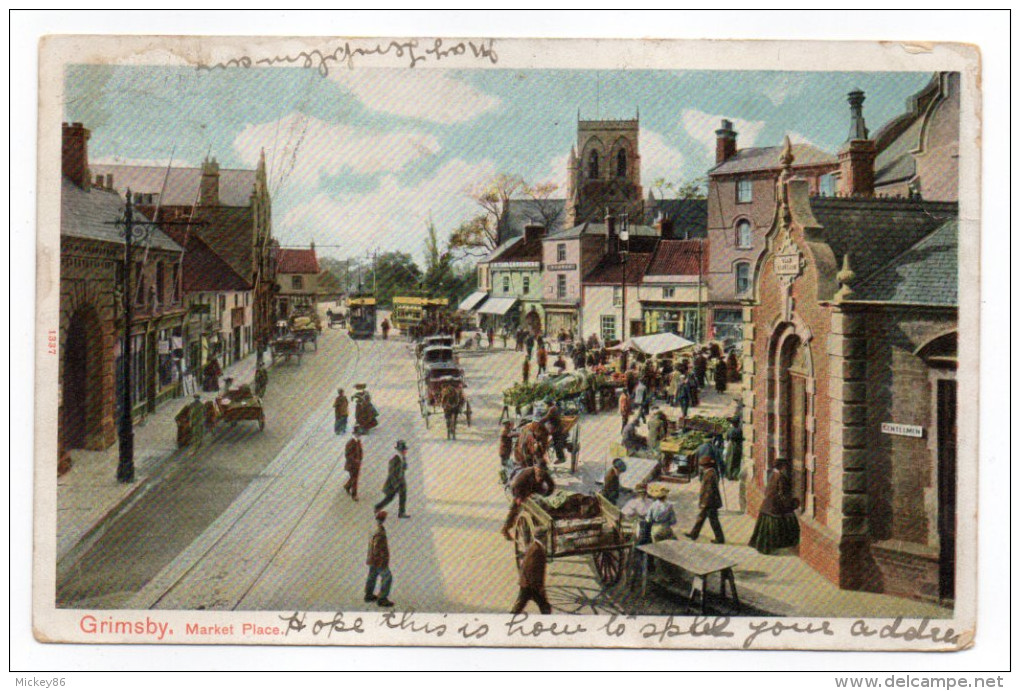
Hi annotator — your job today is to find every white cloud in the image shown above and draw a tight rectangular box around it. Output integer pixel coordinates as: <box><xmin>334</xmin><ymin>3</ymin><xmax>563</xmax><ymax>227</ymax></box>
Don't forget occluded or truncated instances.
<box><xmin>233</xmin><ymin>112</ymin><xmax>441</xmax><ymax>189</ymax></box>
<box><xmin>680</xmin><ymin>109</ymin><xmax>766</xmax><ymax>158</ymax></box>
<box><xmin>641</xmin><ymin>129</ymin><xmax>687</xmax><ymax>187</ymax></box>
<box><xmin>541</xmin><ymin>150</ymin><xmax>571</xmax><ymax>198</ymax></box>
<box><xmin>329</xmin><ymin>69</ymin><xmax>500</xmax><ymax>124</ymax></box>
<box><xmin>280</xmin><ymin>157</ymin><xmax>497</xmax><ymax>261</ymax></box>
<box><xmin>761</xmin><ymin>74</ymin><xmax>807</xmax><ymax>107</ymax></box>
<box><xmin>787</xmin><ymin>131</ymin><xmax>824</xmax><ymax>151</ymax></box>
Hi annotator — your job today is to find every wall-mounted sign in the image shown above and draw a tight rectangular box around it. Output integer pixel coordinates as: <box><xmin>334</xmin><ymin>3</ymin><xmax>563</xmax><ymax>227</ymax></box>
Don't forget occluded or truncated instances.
<box><xmin>547</xmin><ymin>263</ymin><xmax>577</xmax><ymax>271</ymax></box>
<box><xmin>775</xmin><ymin>253</ymin><xmax>801</xmax><ymax>276</ymax></box>
<box><xmin>881</xmin><ymin>422</ymin><xmax>924</xmax><ymax>438</ymax></box>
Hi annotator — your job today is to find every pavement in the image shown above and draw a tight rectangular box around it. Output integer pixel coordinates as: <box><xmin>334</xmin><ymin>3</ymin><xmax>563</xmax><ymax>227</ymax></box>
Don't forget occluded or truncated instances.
<box><xmin>56</xmin><ymin>350</ymin><xmax>267</xmax><ymax>579</ymax></box>
<box><xmin>54</xmin><ymin>320</ymin><xmax>953</xmax><ymax>619</ymax></box>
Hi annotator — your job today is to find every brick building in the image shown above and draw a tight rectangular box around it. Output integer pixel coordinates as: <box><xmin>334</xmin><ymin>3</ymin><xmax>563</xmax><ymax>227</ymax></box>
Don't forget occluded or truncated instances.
<box><xmin>59</xmin><ymin>123</ymin><xmax>186</xmax><ymax>469</ymax></box>
<box><xmin>742</xmin><ymin>138</ymin><xmax>959</xmax><ymax>604</ymax></box>
<box><xmin>274</xmin><ymin>244</ymin><xmax>320</xmax><ymax>319</ymax></box>
<box><xmin>705</xmin><ymin>120</ymin><xmax>838</xmax><ymax>345</ymax></box>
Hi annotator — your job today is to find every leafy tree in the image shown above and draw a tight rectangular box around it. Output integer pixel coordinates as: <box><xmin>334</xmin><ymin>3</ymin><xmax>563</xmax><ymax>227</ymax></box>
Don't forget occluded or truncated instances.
<box><xmin>650</xmin><ymin>176</ymin><xmax>708</xmax><ymax>201</ymax></box>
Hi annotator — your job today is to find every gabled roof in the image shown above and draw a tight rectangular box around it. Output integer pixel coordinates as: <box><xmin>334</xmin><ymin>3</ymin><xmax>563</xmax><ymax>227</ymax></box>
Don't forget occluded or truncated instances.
<box><xmin>191</xmin><ymin>205</ymin><xmax>256</xmax><ymax>282</ymax></box>
<box><xmin>709</xmin><ymin>143</ymin><xmax>837</xmax><ymax>176</ymax></box>
<box><xmin>277</xmin><ymin>248</ymin><xmax>320</xmax><ymax>274</ymax></box>
<box><xmin>853</xmin><ymin>218</ymin><xmax>957</xmax><ymax>306</ymax></box>
<box><xmin>499</xmin><ymin>198</ymin><xmax>567</xmax><ymax>242</ymax></box>
<box><xmin>645</xmin><ymin>198</ymin><xmax>708</xmax><ymax>238</ymax></box>
<box><xmin>91</xmin><ymin>164</ymin><xmax>257</xmax><ymax>207</ymax></box>
<box><xmin>808</xmin><ymin>196</ymin><xmax>957</xmax><ymax>286</ymax></box>
<box><xmin>644</xmin><ymin>239</ymin><xmax>708</xmax><ymax>277</ymax></box>
<box><xmin>180</xmin><ymin>234</ymin><xmax>251</xmax><ymax>292</ymax></box>
<box><xmin>583</xmin><ymin>252</ymin><xmax>653</xmax><ymax>286</ymax></box>
<box><xmin>61</xmin><ymin>177</ymin><xmax>181</xmax><ymax>252</ymax></box>
<box><xmin>487</xmin><ymin>233</ymin><xmax>544</xmax><ymax>264</ymax></box>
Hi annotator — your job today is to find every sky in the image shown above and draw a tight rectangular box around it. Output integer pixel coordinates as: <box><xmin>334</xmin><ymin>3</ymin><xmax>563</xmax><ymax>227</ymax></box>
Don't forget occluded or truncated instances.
<box><xmin>65</xmin><ymin>65</ymin><xmax>932</xmax><ymax>264</ymax></box>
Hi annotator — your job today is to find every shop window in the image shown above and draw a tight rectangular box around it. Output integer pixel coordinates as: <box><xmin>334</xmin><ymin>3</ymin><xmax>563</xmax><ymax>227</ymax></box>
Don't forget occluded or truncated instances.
<box><xmin>737</xmin><ymin>179</ymin><xmax>753</xmax><ymax>204</ymax></box>
<box><xmin>600</xmin><ymin>315</ymin><xmax>617</xmax><ymax>343</ymax></box>
<box><xmin>736</xmin><ymin>219</ymin><xmax>753</xmax><ymax>249</ymax></box>
<box><xmin>735</xmin><ymin>262</ymin><xmax>751</xmax><ymax>295</ymax></box>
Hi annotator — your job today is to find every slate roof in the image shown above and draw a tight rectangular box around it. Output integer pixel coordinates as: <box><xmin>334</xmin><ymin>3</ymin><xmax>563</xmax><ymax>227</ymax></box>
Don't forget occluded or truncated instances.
<box><xmin>808</xmin><ymin>196</ymin><xmax>958</xmax><ymax>290</ymax></box>
<box><xmin>499</xmin><ymin>198</ymin><xmax>567</xmax><ymax>242</ymax></box>
<box><xmin>91</xmin><ymin>164</ymin><xmax>257</xmax><ymax>207</ymax></box>
<box><xmin>853</xmin><ymin>218</ymin><xmax>957</xmax><ymax>306</ymax></box>
<box><xmin>709</xmin><ymin>143</ymin><xmax>837</xmax><ymax>176</ymax></box>
<box><xmin>644</xmin><ymin>239</ymin><xmax>708</xmax><ymax>277</ymax></box>
<box><xmin>486</xmin><ymin>234</ymin><xmax>544</xmax><ymax>264</ymax></box>
<box><xmin>545</xmin><ymin>221</ymin><xmax>659</xmax><ymax>242</ymax></box>
<box><xmin>872</xmin><ymin>73</ymin><xmax>946</xmax><ymax>188</ymax></box>
<box><xmin>179</xmin><ymin>234</ymin><xmax>250</xmax><ymax>292</ymax></box>
<box><xmin>277</xmin><ymin>248</ymin><xmax>320</xmax><ymax>274</ymax></box>
<box><xmin>190</xmin><ymin>206</ymin><xmax>256</xmax><ymax>283</ymax></box>
<box><xmin>61</xmin><ymin>177</ymin><xmax>182</xmax><ymax>252</ymax></box>
<box><xmin>584</xmin><ymin>252</ymin><xmax>653</xmax><ymax>286</ymax></box>
<box><xmin>645</xmin><ymin>198</ymin><xmax>708</xmax><ymax>238</ymax></box>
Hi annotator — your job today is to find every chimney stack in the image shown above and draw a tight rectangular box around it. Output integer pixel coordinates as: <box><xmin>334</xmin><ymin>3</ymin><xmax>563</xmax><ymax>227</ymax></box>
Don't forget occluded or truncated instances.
<box><xmin>656</xmin><ymin>217</ymin><xmax>675</xmax><ymax>240</ymax></box>
<box><xmin>62</xmin><ymin>122</ymin><xmax>91</xmax><ymax>190</ymax></box>
<box><xmin>605</xmin><ymin>209</ymin><xmax>619</xmax><ymax>257</ymax></box>
<box><xmin>200</xmin><ymin>156</ymin><xmax>220</xmax><ymax>206</ymax></box>
<box><xmin>523</xmin><ymin>223</ymin><xmax>545</xmax><ymax>243</ymax></box>
<box><xmin>838</xmin><ymin>89</ymin><xmax>876</xmax><ymax>197</ymax></box>
<box><xmin>715</xmin><ymin>119</ymin><xmax>737</xmax><ymax>165</ymax></box>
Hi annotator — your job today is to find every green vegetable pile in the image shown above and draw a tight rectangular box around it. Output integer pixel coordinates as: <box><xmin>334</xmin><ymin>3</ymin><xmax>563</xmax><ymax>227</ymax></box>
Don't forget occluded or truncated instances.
<box><xmin>503</xmin><ymin>373</ymin><xmax>593</xmax><ymax>407</ymax></box>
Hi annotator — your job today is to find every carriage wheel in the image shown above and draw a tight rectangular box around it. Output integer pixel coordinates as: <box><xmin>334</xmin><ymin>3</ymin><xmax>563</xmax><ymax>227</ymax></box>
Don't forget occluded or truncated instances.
<box><xmin>569</xmin><ymin>423</ymin><xmax>581</xmax><ymax>474</ymax></box>
<box><xmin>592</xmin><ymin>545</ymin><xmax>625</xmax><ymax>586</ymax></box>
<box><xmin>513</xmin><ymin>514</ymin><xmax>534</xmax><ymax>570</ymax></box>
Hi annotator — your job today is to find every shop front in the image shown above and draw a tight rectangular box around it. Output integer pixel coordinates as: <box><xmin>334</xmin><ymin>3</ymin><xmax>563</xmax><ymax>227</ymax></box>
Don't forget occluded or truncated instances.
<box><xmin>642</xmin><ymin>303</ymin><xmax>703</xmax><ymax>343</ymax></box>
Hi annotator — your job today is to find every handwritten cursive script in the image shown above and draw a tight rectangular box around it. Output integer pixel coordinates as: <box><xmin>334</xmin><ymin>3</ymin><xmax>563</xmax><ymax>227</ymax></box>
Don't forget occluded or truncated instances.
<box><xmin>198</xmin><ymin>38</ymin><xmax>498</xmax><ymax>76</ymax></box>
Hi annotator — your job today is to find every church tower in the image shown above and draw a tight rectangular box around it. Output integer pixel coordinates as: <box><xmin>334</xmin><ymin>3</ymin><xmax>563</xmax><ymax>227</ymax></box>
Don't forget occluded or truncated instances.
<box><xmin>565</xmin><ymin>115</ymin><xmax>644</xmax><ymax>227</ymax></box>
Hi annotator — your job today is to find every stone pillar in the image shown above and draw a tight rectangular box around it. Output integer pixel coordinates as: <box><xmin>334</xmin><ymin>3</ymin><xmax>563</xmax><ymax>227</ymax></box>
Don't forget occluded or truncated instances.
<box><xmin>827</xmin><ymin>305</ymin><xmax>876</xmax><ymax>590</ymax></box>
<box><xmin>739</xmin><ymin>303</ymin><xmax>756</xmax><ymax>513</ymax></box>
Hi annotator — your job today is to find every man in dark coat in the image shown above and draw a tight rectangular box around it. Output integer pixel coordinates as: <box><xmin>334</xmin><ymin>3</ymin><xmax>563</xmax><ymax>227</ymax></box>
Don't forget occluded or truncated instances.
<box><xmin>714</xmin><ymin>357</ymin><xmax>729</xmax><ymax>393</ymax></box>
<box><xmin>694</xmin><ymin>351</ymin><xmax>708</xmax><ymax>389</ymax></box>
<box><xmin>540</xmin><ymin>398</ymin><xmax>566</xmax><ymax>465</ymax></box>
<box><xmin>536</xmin><ymin>344</ymin><xmax>548</xmax><ymax>375</ymax></box>
<box><xmin>343</xmin><ymin>427</ymin><xmax>363</xmax><ymax>500</ymax></box>
<box><xmin>521</xmin><ymin>356</ymin><xmax>530</xmax><ymax>384</ymax></box>
<box><xmin>365</xmin><ymin>511</ymin><xmax>394</xmax><ymax>607</ymax></box>
<box><xmin>381</xmin><ymin>317</ymin><xmax>390</xmax><ymax>340</ymax></box>
<box><xmin>513</xmin><ymin>421</ymin><xmax>549</xmax><ymax>470</ymax></box>
<box><xmin>685</xmin><ymin>456</ymin><xmax>726</xmax><ymax>544</ymax></box>
<box><xmin>498</xmin><ymin>420</ymin><xmax>516</xmax><ymax>481</ymax></box>
<box><xmin>511</xmin><ymin>536</ymin><xmax>552</xmax><ymax>614</ymax></box>
<box><xmin>375</xmin><ymin>440</ymin><xmax>410</xmax><ymax>518</ymax></box>
<box><xmin>501</xmin><ymin>465</ymin><xmax>555</xmax><ymax>540</ymax></box>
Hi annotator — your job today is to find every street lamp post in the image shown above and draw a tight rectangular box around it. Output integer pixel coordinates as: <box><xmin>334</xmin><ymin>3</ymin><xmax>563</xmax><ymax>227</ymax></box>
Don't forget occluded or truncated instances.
<box><xmin>619</xmin><ymin>212</ymin><xmax>630</xmax><ymax>344</ymax></box>
<box><xmin>110</xmin><ymin>188</ymin><xmax>202</xmax><ymax>483</ymax></box>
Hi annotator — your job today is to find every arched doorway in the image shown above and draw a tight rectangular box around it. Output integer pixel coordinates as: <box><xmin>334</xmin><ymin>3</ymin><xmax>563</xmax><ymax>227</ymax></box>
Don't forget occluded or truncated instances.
<box><xmin>767</xmin><ymin>321</ymin><xmax>815</xmax><ymax>515</ymax></box>
<box><xmin>63</xmin><ymin>306</ymin><xmax>102</xmax><ymax>450</ymax></box>
<box><xmin>779</xmin><ymin>335</ymin><xmax>810</xmax><ymax>510</ymax></box>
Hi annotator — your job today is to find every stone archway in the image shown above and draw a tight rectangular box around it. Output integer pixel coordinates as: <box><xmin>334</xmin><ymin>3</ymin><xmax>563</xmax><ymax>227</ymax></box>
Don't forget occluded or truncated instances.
<box><xmin>63</xmin><ymin>305</ymin><xmax>104</xmax><ymax>450</ymax></box>
<box><xmin>766</xmin><ymin>318</ymin><xmax>817</xmax><ymax>516</ymax></box>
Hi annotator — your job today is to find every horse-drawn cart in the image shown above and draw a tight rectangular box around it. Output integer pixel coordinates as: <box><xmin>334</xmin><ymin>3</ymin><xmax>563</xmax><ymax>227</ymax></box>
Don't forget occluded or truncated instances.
<box><xmin>270</xmin><ymin>336</ymin><xmax>303</xmax><ymax>364</ymax></box>
<box><xmin>512</xmin><ymin>492</ymin><xmax>632</xmax><ymax>587</ymax></box>
<box><xmin>214</xmin><ymin>387</ymin><xmax>266</xmax><ymax>431</ymax></box>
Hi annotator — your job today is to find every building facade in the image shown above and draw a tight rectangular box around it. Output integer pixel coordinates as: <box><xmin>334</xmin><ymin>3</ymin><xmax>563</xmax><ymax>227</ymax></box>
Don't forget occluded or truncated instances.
<box><xmin>705</xmin><ymin>120</ymin><xmax>838</xmax><ymax>344</ymax></box>
<box><xmin>742</xmin><ymin>140</ymin><xmax>959</xmax><ymax>604</ymax></box>
<box><xmin>275</xmin><ymin>244</ymin><xmax>321</xmax><ymax>318</ymax></box>
<box><xmin>59</xmin><ymin>123</ymin><xmax>187</xmax><ymax>469</ymax></box>
<box><xmin>638</xmin><ymin>236</ymin><xmax>709</xmax><ymax>343</ymax></box>
<box><xmin>481</xmin><ymin>224</ymin><xmax>545</xmax><ymax>332</ymax></box>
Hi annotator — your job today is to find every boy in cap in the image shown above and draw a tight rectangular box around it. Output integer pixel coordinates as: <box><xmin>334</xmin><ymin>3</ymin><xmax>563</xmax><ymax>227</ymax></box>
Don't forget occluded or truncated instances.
<box><xmin>365</xmin><ymin>511</ymin><xmax>394</xmax><ymax>607</ymax></box>
<box><xmin>333</xmin><ymin>387</ymin><xmax>349</xmax><ymax>435</ymax></box>
<box><xmin>375</xmin><ymin>440</ymin><xmax>410</xmax><ymax>518</ymax></box>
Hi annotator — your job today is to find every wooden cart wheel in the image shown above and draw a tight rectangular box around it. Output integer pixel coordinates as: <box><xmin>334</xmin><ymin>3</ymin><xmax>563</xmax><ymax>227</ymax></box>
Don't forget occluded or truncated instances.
<box><xmin>513</xmin><ymin>514</ymin><xmax>533</xmax><ymax>570</ymax></box>
<box><xmin>593</xmin><ymin>544</ymin><xmax>625</xmax><ymax>586</ymax></box>
<box><xmin>569</xmin><ymin>421</ymin><xmax>581</xmax><ymax>474</ymax></box>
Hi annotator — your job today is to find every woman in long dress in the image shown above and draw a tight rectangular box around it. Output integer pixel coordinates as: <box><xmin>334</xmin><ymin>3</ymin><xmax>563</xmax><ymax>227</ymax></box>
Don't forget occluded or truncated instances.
<box><xmin>748</xmin><ymin>459</ymin><xmax>800</xmax><ymax>554</ymax></box>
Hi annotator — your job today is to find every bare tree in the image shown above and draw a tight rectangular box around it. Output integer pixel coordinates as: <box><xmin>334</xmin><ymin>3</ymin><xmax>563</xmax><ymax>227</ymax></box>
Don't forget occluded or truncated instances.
<box><xmin>449</xmin><ymin>173</ymin><xmax>527</xmax><ymax>259</ymax></box>
<box><xmin>521</xmin><ymin>181</ymin><xmax>564</xmax><ymax>233</ymax></box>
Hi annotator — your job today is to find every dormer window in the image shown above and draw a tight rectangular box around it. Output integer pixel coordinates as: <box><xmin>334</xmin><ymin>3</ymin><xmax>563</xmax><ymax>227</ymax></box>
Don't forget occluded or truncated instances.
<box><xmin>588</xmin><ymin>151</ymin><xmax>600</xmax><ymax>179</ymax></box>
<box><xmin>616</xmin><ymin>149</ymin><xmax>627</xmax><ymax>177</ymax></box>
